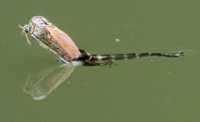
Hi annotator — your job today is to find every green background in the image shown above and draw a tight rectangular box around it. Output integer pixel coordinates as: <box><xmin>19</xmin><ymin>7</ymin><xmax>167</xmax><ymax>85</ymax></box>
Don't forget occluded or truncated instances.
<box><xmin>0</xmin><ymin>0</ymin><xmax>199</xmax><ymax>122</ymax></box>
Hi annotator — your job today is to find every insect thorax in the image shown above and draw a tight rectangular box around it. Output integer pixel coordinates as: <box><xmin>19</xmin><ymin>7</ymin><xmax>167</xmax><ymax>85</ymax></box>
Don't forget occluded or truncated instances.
<box><xmin>29</xmin><ymin>17</ymin><xmax>49</xmax><ymax>39</ymax></box>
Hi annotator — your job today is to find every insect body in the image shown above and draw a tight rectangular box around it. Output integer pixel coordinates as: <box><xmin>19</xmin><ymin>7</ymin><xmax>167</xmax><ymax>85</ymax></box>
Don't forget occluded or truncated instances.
<box><xmin>19</xmin><ymin>16</ymin><xmax>183</xmax><ymax>66</ymax></box>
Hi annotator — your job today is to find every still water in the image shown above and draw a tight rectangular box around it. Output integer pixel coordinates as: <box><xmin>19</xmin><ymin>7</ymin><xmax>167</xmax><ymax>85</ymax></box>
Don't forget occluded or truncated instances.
<box><xmin>0</xmin><ymin>0</ymin><xmax>199</xmax><ymax>122</ymax></box>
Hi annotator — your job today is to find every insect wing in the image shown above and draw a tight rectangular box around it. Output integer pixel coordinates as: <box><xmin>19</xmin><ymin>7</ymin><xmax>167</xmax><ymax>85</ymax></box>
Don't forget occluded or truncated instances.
<box><xmin>48</xmin><ymin>25</ymin><xmax>81</xmax><ymax>60</ymax></box>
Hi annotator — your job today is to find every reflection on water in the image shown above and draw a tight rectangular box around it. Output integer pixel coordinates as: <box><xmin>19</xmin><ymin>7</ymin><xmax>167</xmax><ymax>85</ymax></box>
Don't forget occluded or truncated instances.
<box><xmin>20</xmin><ymin>59</ymin><xmax>115</xmax><ymax>100</ymax></box>
<box><xmin>21</xmin><ymin>63</ymin><xmax>76</xmax><ymax>100</ymax></box>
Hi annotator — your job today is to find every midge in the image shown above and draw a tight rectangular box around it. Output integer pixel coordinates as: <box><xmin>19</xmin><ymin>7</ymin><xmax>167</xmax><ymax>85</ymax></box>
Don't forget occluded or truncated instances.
<box><xmin>19</xmin><ymin>16</ymin><xmax>183</xmax><ymax>66</ymax></box>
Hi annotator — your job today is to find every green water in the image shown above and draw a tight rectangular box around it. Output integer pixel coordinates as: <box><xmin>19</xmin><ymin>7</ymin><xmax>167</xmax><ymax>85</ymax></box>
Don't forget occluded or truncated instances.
<box><xmin>0</xmin><ymin>0</ymin><xmax>199</xmax><ymax>121</ymax></box>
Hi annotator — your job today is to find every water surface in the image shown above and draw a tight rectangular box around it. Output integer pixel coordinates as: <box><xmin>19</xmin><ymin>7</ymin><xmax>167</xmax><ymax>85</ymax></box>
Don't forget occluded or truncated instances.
<box><xmin>0</xmin><ymin>0</ymin><xmax>199</xmax><ymax>122</ymax></box>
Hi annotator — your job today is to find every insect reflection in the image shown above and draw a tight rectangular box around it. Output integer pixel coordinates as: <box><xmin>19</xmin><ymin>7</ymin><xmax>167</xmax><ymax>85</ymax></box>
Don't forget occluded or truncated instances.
<box><xmin>21</xmin><ymin>63</ymin><xmax>76</xmax><ymax>100</ymax></box>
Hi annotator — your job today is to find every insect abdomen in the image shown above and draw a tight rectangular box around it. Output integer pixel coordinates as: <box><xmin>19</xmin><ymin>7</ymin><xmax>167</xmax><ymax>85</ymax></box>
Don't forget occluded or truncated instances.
<box><xmin>88</xmin><ymin>52</ymin><xmax>184</xmax><ymax>61</ymax></box>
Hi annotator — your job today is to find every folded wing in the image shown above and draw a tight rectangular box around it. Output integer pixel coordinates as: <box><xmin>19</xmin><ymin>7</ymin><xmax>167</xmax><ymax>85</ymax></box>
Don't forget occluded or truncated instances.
<box><xmin>48</xmin><ymin>25</ymin><xmax>81</xmax><ymax>60</ymax></box>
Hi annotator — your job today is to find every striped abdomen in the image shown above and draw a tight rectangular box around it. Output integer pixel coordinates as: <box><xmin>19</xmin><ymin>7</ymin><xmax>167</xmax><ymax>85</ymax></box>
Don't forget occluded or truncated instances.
<box><xmin>75</xmin><ymin>50</ymin><xmax>184</xmax><ymax>66</ymax></box>
<box><xmin>83</xmin><ymin>52</ymin><xmax>183</xmax><ymax>61</ymax></box>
